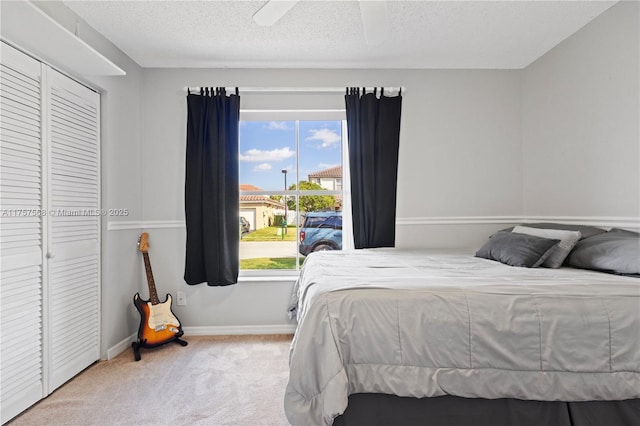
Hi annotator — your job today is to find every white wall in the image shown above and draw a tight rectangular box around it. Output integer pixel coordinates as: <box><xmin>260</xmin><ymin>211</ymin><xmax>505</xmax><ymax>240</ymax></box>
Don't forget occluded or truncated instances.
<box><xmin>395</xmin><ymin>70</ymin><xmax>523</xmax><ymax>248</ymax></box>
<box><xmin>142</xmin><ymin>69</ymin><xmax>523</xmax><ymax>225</ymax></box>
<box><xmin>522</xmin><ymin>1</ymin><xmax>639</xmax><ymax>219</ymax></box>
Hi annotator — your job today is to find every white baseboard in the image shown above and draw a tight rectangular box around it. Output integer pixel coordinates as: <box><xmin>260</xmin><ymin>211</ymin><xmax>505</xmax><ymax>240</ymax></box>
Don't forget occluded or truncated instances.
<box><xmin>104</xmin><ymin>325</ymin><xmax>297</xmax><ymax>360</ymax></box>
<box><xmin>106</xmin><ymin>333</ymin><xmax>137</xmax><ymax>360</ymax></box>
<box><xmin>183</xmin><ymin>324</ymin><xmax>297</xmax><ymax>336</ymax></box>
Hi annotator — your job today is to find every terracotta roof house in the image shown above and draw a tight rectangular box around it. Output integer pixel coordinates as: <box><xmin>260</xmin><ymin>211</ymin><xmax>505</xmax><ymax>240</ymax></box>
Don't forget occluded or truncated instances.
<box><xmin>239</xmin><ymin>184</ymin><xmax>285</xmax><ymax>230</ymax></box>
<box><xmin>308</xmin><ymin>166</ymin><xmax>342</xmax><ymax>191</ymax></box>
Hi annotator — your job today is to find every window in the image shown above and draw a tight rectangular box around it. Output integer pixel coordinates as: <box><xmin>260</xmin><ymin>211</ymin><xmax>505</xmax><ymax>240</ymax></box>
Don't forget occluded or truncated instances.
<box><xmin>239</xmin><ymin>119</ymin><xmax>347</xmax><ymax>272</ymax></box>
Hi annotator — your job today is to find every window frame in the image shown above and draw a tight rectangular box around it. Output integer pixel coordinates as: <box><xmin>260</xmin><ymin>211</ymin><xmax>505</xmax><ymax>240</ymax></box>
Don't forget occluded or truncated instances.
<box><xmin>238</xmin><ymin>113</ymin><xmax>349</xmax><ymax>278</ymax></box>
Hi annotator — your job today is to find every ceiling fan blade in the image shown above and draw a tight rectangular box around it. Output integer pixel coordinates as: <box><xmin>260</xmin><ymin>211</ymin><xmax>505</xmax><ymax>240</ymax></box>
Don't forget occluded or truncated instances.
<box><xmin>359</xmin><ymin>0</ymin><xmax>390</xmax><ymax>45</ymax></box>
<box><xmin>253</xmin><ymin>0</ymin><xmax>300</xmax><ymax>26</ymax></box>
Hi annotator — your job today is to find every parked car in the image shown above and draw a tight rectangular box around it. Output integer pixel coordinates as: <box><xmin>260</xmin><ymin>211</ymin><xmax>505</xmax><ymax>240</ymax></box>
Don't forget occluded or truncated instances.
<box><xmin>299</xmin><ymin>212</ymin><xmax>342</xmax><ymax>256</ymax></box>
<box><xmin>240</xmin><ymin>216</ymin><xmax>250</xmax><ymax>234</ymax></box>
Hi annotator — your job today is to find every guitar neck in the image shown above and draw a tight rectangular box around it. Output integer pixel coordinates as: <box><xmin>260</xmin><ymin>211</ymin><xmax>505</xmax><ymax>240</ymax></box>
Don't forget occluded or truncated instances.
<box><xmin>142</xmin><ymin>252</ymin><xmax>160</xmax><ymax>305</ymax></box>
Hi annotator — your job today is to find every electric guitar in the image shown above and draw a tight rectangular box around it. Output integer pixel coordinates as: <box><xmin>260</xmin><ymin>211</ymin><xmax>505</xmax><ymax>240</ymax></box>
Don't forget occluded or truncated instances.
<box><xmin>132</xmin><ymin>232</ymin><xmax>186</xmax><ymax>360</ymax></box>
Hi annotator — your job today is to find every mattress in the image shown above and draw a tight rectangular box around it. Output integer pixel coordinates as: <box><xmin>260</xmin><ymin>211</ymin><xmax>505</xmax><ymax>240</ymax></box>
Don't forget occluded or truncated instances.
<box><xmin>284</xmin><ymin>249</ymin><xmax>640</xmax><ymax>426</ymax></box>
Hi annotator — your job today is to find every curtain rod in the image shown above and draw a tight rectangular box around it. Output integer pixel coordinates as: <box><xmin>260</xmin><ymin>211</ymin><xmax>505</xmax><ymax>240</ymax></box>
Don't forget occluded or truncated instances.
<box><xmin>184</xmin><ymin>86</ymin><xmax>405</xmax><ymax>94</ymax></box>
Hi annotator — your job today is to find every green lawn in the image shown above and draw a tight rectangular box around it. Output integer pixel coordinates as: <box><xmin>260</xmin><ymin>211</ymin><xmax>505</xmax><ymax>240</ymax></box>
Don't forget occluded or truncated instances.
<box><xmin>240</xmin><ymin>226</ymin><xmax>300</xmax><ymax>269</ymax></box>
<box><xmin>240</xmin><ymin>256</ymin><xmax>304</xmax><ymax>270</ymax></box>
<box><xmin>241</xmin><ymin>226</ymin><xmax>297</xmax><ymax>241</ymax></box>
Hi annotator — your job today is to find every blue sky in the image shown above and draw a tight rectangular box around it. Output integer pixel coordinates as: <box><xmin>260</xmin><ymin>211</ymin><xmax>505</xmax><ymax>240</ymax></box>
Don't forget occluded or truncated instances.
<box><xmin>239</xmin><ymin>120</ymin><xmax>342</xmax><ymax>191</ymax></box>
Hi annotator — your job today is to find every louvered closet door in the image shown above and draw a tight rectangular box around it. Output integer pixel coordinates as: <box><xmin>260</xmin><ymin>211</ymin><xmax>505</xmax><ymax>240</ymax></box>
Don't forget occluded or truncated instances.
<box><xmin>46</xmin><ymin>69</ymin><xmax>100</xmax><ymax>393</ymax></box>
<box><xmin>0</xmin><ymin>42</ymin><xmax>45</xmax><ymax>424</ymax></box>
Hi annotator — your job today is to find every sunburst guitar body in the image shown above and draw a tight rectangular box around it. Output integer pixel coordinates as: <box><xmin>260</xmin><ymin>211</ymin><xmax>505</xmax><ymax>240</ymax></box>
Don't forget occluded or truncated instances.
<box><xmin>132</xmin><ymin>232</ymin><xmax>187</xmax><ymax>360</ymax></box>
<box><xmin>133</xmin><ymin>292</ymin><xmax>181</xmax><ymax>346</ymax></box>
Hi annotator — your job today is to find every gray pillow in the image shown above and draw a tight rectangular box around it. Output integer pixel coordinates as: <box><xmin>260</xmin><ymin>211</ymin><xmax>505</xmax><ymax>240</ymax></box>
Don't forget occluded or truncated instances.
<box><xmin>566</xmin><ymin>228</ymin><xmax>640</xmax><ymax>276</ymax></box>
<box><xmin>476</xmin><ymin>231</ymin><xmax>560</xmax><ymax>268</ymax></box>
<box><xmin>500</xmin><ymin>223</ymin><xmax>605</xmax><ymax>240</ymax></box>
<box><xmin>512</xmin><ymin>226</ymin><xmax>581</xmax><ymax>269</ymax></box>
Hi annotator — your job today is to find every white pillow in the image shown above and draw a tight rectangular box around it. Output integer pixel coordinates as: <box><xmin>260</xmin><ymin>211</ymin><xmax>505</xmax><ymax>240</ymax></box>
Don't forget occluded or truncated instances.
<box><xmin>512</xmin><ymin>225</ymin><xmax>582</xmax><ymax>268</ymax></box>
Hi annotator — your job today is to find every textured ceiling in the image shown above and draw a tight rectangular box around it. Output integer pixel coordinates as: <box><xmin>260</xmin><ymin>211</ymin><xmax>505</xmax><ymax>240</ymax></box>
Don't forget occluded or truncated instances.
<box><xmin>63</xmin><ymin>0</ymin><xmax>617</xmax><ymax>69</ymax></box>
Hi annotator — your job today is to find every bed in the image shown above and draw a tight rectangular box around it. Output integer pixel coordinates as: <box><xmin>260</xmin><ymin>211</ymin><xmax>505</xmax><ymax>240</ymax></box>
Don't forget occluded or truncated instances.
<box><xmin>284</xmin><ymin>236</ymin><xmax>640</xmax><ymax>426</ymax></box>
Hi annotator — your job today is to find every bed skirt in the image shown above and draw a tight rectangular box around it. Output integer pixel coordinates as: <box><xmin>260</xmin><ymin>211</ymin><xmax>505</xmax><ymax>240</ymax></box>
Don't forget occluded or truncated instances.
<box><xmin>332</xmin><ymin>394</ymin><xmax>640</xmax><ymax>426</ymax></box>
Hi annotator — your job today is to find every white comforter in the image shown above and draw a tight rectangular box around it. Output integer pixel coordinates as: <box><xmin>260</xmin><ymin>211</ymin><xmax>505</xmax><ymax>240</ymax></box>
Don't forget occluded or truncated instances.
<box><xmin>284</xmin><ymin>249</ymin><xmax>640</xmax><ymax>426</ymax></box>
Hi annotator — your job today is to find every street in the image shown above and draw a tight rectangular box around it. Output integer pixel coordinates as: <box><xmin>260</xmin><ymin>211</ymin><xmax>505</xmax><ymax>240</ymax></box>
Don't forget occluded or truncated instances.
<box><xmin>239</xmin><ymin>241</ymin><xmax>297</xmax><ymax>259</ymax></box>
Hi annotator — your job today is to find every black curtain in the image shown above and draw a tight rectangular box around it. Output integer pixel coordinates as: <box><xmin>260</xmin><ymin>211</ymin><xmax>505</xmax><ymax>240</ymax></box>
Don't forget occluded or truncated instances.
<box><xmin>345</xmin><ymin>87</ymin><xmax>402</xmax><ymax>249</ymax></box>
<box><xmin>184</xmin><ymin>87</ymin><xmax>240</xmax><ymax>286</ymax></box>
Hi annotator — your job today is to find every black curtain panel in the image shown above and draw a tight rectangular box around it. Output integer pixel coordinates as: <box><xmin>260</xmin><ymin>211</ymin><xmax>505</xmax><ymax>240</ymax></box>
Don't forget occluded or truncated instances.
<box><xmin>184</xmin><ymin>87</ymin><xmax>240</xmax><ymax>286</ymax></box>
<box><xmin>345</xmin><ymin>87</ymin><xmax>402</xmax><ymax>249</ymax></box>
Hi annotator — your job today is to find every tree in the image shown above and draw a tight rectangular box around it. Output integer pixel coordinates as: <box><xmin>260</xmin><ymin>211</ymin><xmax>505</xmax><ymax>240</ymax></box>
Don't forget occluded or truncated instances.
<box><xmin>287</xmin><ymin>181</ymin><xmax>335</xmax><ymax>212</ymax></box>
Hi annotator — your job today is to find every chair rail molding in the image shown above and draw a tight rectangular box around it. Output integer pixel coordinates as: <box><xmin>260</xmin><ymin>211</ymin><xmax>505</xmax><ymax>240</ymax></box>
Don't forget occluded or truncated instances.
<box><xmin>396</xmin><ymin>216</ymin><xmax>520</xmax><ymax>225</ymax></box>
<box><xmin>110</xmin><ymin>216</ymin><xmax>639</xmax><ymax>231</ymax></box>
<box><xmin>396</xmin><ymin>215</ymin><xmax>639</xmax><ymax>229</ymax></box>
<box><xmin>107</xmin><ymin>220</ymin><xmax>185</xmax><ymax>231</ymax></box>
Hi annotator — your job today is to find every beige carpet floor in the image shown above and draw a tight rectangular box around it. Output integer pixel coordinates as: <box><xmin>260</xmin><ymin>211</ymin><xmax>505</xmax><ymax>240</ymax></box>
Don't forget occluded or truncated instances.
<box><xmin>9</xmin><ymin>335</ymin><xmax>293</xmax><ymax>426</ymax></box>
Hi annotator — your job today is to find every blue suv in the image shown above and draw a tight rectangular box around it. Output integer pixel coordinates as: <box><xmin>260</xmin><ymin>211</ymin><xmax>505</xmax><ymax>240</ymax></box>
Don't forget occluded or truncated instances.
<box><xmin>299</xmin><ymin>212</ymin><xmax>342</xmax><ymax>256</ymax></box>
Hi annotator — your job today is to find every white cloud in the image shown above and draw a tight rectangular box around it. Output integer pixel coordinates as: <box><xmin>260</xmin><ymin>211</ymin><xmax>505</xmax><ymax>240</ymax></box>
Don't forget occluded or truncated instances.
<box><xmin>239</xmin><ymin>147</ymin><xmax>295</xmax><ymax>162</ymax></box>
<box><xmin>253</xmin><ymin>163</ymin><xmax>272</xmax><ymax>172</ymax></box>
<box><xmin>266</xmin><ymin>121</ymin><xmax>290</xmax><ymax>130</ymax></box>
<box><xmin>306</xmin><ymin>128</ymin><xmax>341</xmax><ymax>148</ymax></box>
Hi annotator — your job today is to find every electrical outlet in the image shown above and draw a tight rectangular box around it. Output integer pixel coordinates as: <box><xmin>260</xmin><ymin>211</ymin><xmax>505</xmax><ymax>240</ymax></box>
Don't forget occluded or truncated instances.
<box><xmin>176</xmin><ymin>291</ymin><xmax>186</xmax><ymax>306</ymax></box>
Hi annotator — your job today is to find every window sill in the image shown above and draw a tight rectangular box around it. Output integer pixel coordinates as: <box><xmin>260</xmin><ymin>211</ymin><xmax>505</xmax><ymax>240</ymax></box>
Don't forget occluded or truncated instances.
<box><xmin>237</xmin><ymin>274</ymin><xmax>299</xmax><ymax>283</ymax></box>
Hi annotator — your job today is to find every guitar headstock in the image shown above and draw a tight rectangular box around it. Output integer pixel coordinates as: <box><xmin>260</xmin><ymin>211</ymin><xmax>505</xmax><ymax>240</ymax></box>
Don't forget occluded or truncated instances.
<box><xmin>138</xmin><ymin>232</ymin><xmax>149</xmax><ymax>253</ymax></box>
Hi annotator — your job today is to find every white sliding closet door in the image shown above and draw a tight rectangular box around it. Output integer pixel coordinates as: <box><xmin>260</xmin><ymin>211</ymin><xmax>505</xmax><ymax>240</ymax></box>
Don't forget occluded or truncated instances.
<box><xmin>0</xmin><ymin>42</ymin><xmax>101</xmax><ymax>422</ymax></box>
<box><xmin>46</xmin><ymin>69</ymin><xmax>100</xmax><ymax>393</ymax></box>
<box><xmin>0</xmin><ymin>43</ymin><xmax>45</xmax><ymax>424</ymax></box>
